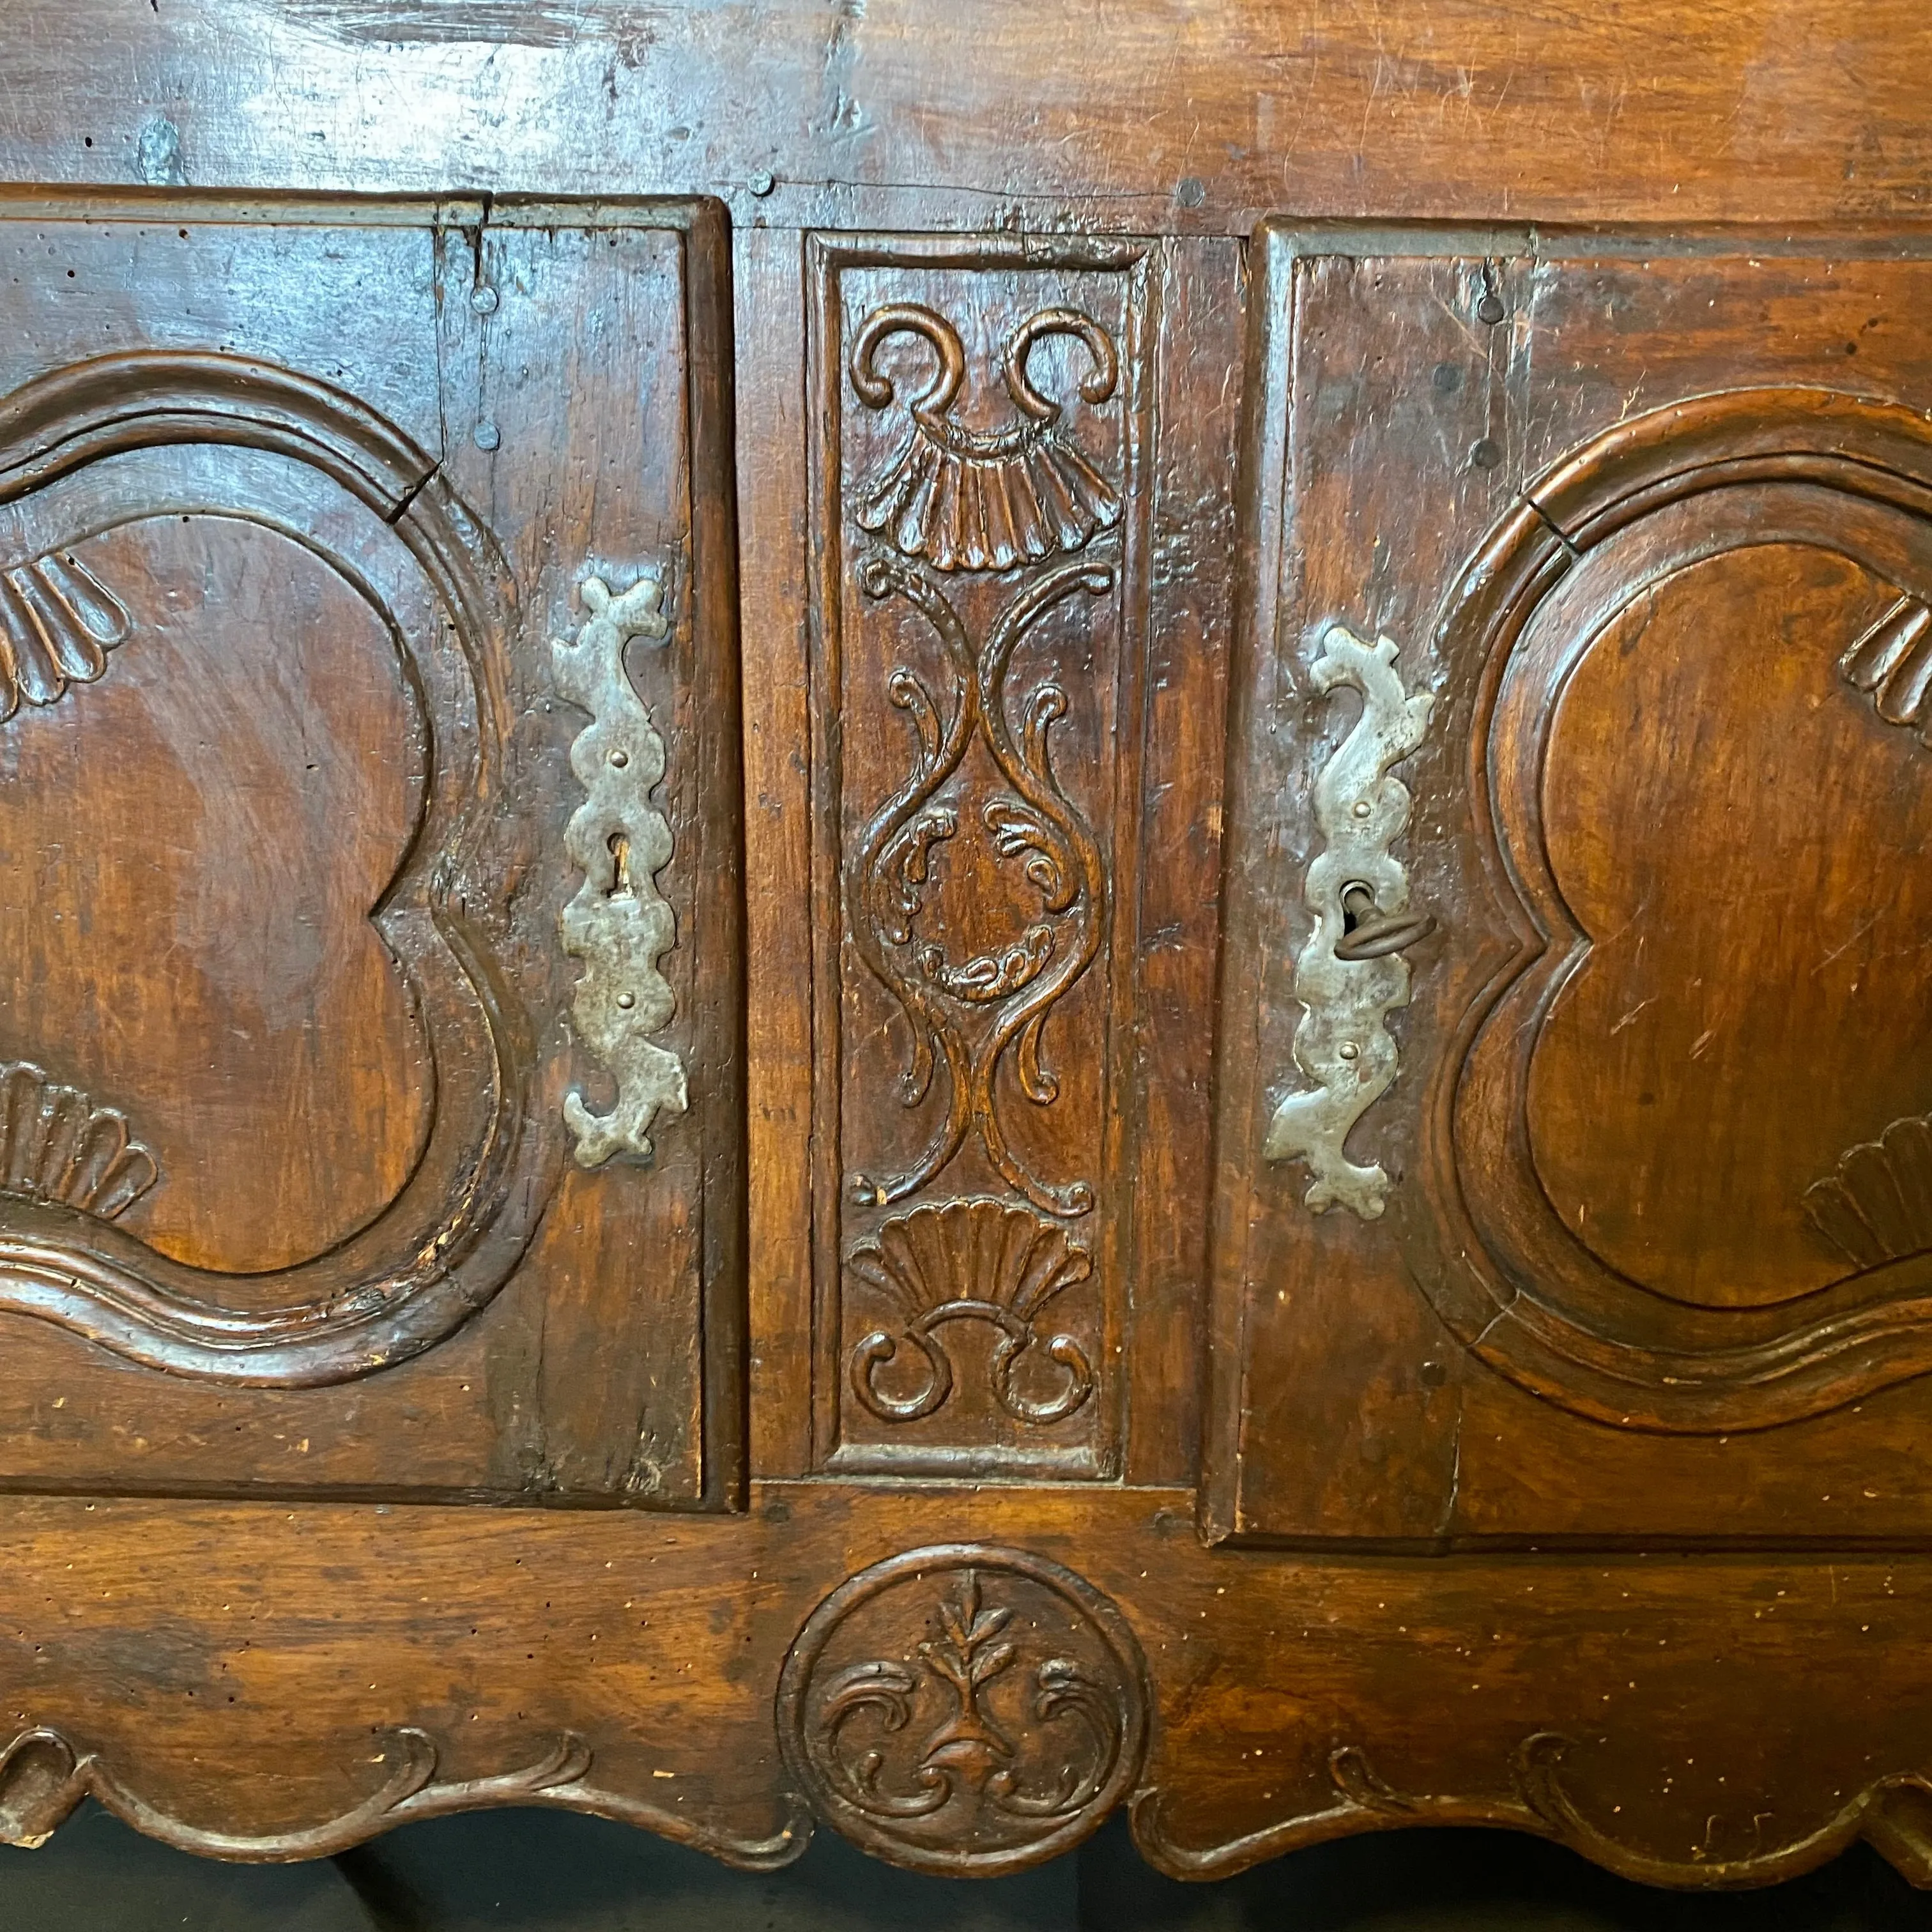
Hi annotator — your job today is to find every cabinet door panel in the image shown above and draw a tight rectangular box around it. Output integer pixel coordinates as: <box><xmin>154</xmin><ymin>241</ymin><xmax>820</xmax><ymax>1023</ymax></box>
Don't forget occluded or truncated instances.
<box><xmin>0</xmin><ymin>200</ymin><xmax>742</xmax><ymax>1507</ymax></box>
<box><xmin>1211</xmin><ymin>227</ymin><xmax>1932</xmax><ymax>1544</ymax></box>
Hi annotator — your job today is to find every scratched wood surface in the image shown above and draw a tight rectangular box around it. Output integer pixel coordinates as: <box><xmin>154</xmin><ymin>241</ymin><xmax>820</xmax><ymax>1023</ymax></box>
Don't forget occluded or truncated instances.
<box><xmin>0</xmin><ymin>199</ymin><xmax>744</xmax><ymax>1506</ymax></box>
<box><xmin>2</xmin><ymin>0</ymin><xmax>1932</xmax><ymax>1895</ymax></box>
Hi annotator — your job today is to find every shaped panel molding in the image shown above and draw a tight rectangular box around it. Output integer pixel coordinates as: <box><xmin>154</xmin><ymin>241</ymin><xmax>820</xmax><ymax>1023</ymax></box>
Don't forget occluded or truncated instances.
<box><xmin>0</xmin><ymin>348</ymin><xmax>544</xmax><ymax>1387</ymax></box>
<box><xmin>0</xmin><ymin>198</ymin><xmax>744</xmax><ymax>1509</ymax></box>
<box><xmin>1422</xmin><ymin>388</ymin><xmax>1932</xmax><ymax>1431</ymax></box>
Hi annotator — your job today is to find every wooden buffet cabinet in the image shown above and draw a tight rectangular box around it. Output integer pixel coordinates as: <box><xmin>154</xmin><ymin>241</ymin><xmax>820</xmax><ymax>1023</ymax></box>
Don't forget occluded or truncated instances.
<box><xmin>2</xmin><ymin>0</ymin><xmax>1932</xmax><ymax>1892</ymax></box>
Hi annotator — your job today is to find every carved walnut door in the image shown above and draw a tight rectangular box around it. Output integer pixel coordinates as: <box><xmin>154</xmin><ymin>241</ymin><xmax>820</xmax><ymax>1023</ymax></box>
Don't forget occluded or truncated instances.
<box><xmin>1213</xmin><ymin>226</ymin><xmax>1932</xmax><ymax>1548</ymax></box>
<box><xmin>0</xmin><ymin>200</ymin><xmax>744</xmax><ymax>1505</ymax></box>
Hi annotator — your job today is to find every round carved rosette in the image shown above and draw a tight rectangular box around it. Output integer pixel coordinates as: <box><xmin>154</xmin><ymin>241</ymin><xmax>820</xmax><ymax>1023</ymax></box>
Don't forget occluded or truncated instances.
<box><xmin>776</xmin><ymin>1545</ymin><xmax>1148</xmax><ymax>1874</ymax></box>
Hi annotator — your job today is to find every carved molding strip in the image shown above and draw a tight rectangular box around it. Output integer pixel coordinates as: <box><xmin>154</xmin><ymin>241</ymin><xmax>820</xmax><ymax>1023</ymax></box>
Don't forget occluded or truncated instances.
<box><xmin>1804</xmin><ymin>1112</ymin><xmax>1932</xmax><ymax>1268</ymax></box>
<box><xmin>850</xmin><ymin>304</ymin><xmax>1121</xmax><ymax>573</ymax></box>
<box><xmin>1137</xmin><ymin>1731</ymin><xmax>1932</xmax><ymax>1890</ymax></box>
<box><xmin>0</xmin><ymin>1723</ymin><xmax>807</xmax><ymax>1869</ymax></box>
<box><xmin>846</xmin><ymin>1198</ymin><xmax>1094</xmax><ymax>1425</ymax></box>
<box><xmin>1839</xmin><ymin>592</ymin><xmax>1932</xmax><ymax>743</ymax></box>
<box><xmin>551</xmin><ymin>571</ymin><xmax>687</xmax><ymax>1167</ymax></box>
<box><xmin>847</xmin><ymin>554</ymin><xmax>1109</xmax><ymax>1216</ymax></box>
<box><xmin>778</xmin><ymin>1545</ymin><xmax>1147</xmax><ymax>1876</ymax></box>
<box><xmin>0</xmin><ymin>1062</ymin><xmax>157</xmax><ymax>1222</ymax></box>
<box><xmin>0</xmin><ymin>549</ymin><xmax>130</xmax><ymax>720</ymax></box>
<box><xmin>1264</xmin><ymin>621</ymin><xmax>1433</xmax><ymax>1216</ymax></box>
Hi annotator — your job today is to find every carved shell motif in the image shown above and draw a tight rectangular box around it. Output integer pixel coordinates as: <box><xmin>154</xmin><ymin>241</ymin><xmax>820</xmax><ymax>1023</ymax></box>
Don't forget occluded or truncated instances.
<box><xmin>0</xmin><ymin>551</ymin><xmax>131</xmax><ymax>721</ymax></box>
<box><xmin>850</xmin><ymin>304</ymin><xmax>1121</xmax><ymax>573</ymax></box>
<box><xmin>0</xmin><ymin>1062</ymin><xmax>158</xmax><ymax>1221</ymax></box>
<box><xmin>1804</xmin><ymin>1112</ymin><xmax>1932</xmax><ymax>1269</ymax></box>
<box><xmin>846</xmin><ymin>1199</ymin><xmax>1094</xmax><ymax>1424</ymax></box>
<box><xmin>1839</xmin><ymin>594</ymin><xmax>1932</xmax><ymax>744</ymax></box>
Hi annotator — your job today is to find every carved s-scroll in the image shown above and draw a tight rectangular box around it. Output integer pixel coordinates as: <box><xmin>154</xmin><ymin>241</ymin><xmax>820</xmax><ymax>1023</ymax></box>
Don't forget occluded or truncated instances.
<box><xmin>846</xmin><ymin>555</ymin><xmax>1109</xmax><ymax>1217</ymax></box>
<box><xmin>1265</xmin><ymin>622</ymin><xmax>1433</xmax><ymax>1218</ymax></box>
<box><xmin>551</xmin><ymin>572</ymin><xmax>687</xmax><ymax>1167</ymax></box>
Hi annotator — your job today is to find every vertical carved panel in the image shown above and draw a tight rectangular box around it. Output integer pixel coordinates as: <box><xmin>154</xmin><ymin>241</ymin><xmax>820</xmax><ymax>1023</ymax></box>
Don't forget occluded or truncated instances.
<box><xmin>810</xmin><ymin>238</ymin><xmax>1152</xmax><ymax>1476</ymax></box>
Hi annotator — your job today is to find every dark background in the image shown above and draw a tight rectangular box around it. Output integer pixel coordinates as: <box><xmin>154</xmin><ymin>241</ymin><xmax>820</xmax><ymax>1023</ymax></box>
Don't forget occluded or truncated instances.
<box><xmin>2</xmin><ymin>1805</ymin><xmax>1926</xmax><ymax>1929</ymax></box>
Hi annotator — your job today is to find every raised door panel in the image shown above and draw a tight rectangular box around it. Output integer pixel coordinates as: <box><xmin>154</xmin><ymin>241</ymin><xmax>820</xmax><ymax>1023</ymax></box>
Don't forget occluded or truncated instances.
<box><xmin>1211</xmin><ymin>226</ymin><xmax>1932</xmax><ymax>1544</ymax></box>
<box><xmin>0</xmin><ymin>199</ymin><xmax>742</xmax><ymax>1507</ymax></box>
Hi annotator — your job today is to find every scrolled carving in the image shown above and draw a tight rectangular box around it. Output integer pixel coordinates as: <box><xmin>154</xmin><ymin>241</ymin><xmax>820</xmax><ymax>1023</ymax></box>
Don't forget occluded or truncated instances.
<box><xmin>778</xmin><ymin>1545</ymin><xmax>1147</xmax><ymax>1875</ymax></box>
<box><xmin>1138</xmin><ymin>1732</ymin><xmax>1932</xmax><ymax>1889</ymax></box>
<box><xmin>0</xmin><ymin>1061</ymin><xmax>157</xmax><ymax>1222</ymax></box>
<box><xmin>845</xmin><ymin>1198</ymin><xmax>1094</xmax><ymax>1425</ymax></box>
<box><xmin>847</xmin><ymin>554</ymin><xmax>1109</xmax><ymax>1217</ymax></box>
<box><xmin>1264</xmin><ymin>621</ymin><xmax>1432</xmax><ymax>1217</ymax></box>
<box><xmin>850</xmin><ymin>303</ymin><xmax>1121</xmax><ymax>572</ymax></box>
<box><xmin>0</xmin><ymin>549</ymin><xmax>130</xmax><ymax>719</ymax></box>
<box><xmin>0</xmin><ymin>1722</ymin><xmax>805</xmax><ymax>1869</ymax></box>
<box><xmin>550</xmin><ymin>569</ymin><xmax>687</xmax><ymax>1167</ymax></box>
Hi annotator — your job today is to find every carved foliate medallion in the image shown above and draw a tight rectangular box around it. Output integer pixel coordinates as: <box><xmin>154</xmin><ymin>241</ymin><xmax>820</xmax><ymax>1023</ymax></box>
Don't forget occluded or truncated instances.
<box><xmin>777</xmin><ymin>1545</ymin><xmax>1147</xmax><ymax>1875</ymax></box>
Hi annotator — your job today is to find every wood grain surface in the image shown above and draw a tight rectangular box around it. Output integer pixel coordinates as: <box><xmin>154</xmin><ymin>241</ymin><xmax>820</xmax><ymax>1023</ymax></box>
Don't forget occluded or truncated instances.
<box><xmin>3</xmin><ymin>0</ymin><xmax>1932</xmax><ymax>1893</ymax></box>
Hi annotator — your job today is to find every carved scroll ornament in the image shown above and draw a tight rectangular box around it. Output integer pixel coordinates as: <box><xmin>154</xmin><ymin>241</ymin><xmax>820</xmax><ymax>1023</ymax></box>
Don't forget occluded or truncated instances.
<box><xmin>551</xmin><ymin>571</ymin><xmax>687</xmax><ymax>1167</ymax></box>
<box><xmin>847</xmin><ymin>553</ymin><xmax>1108</xmax><ymax>1218</ymax></box>
<box><xmin>0</xmin><ymin>1724</ymin><xmax>803</xmax><ymax>1869</ymax></box>
<box><xmin>846</xmin><ymin>1198</ymin><xmax>1095</xmax><ymax>1425</ymax></box>
<box><xmin>1138</xmin><ymin>1730</ymin><xmax>1932</xmax><ymax>1889</ymax></box>
<box><xmin>1264</xmin><ymin>622</ymin><xmax>1433</xmax><ymax>1217</ymax></box>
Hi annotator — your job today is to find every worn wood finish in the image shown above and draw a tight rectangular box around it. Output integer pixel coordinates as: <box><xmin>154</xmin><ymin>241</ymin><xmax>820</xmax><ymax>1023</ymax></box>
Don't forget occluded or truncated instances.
<box><xmin>0</xmin><ymin>197</ymin><xmax>744</xmax><ymax>1505</ymax></box>
<box><xmin>5</xmin><ymin>0</ymin><xmax>1932</xmax><ymax>1895</ymax></box>
<box><xmin>1211</xmin><ymin>227</ymin><xmax>1932</xmax><ymax>1552</ymax></box>
<box><xmin>5</xmin><ymin>1485</ymin><xmax>1932</xmax><ymax>1889</ymax></box>
<box><xmin>1</xmin><ymin>0</ymin><xmax>1929</xmax><ymax>230</ymax></box>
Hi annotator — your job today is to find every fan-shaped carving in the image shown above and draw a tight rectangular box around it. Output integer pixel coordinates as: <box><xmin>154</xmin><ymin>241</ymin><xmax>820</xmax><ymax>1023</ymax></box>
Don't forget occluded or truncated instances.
<box><xmin>1839</xmin><ymin>594</ymin><xmax>1932</xmax><ymax>741</ymax></box>
<box><xmin>0</xmin><ymin>549</ymin><xmax>130</xmax><ymax>720</ymax></box>
<box><xmin>1804</xmin><ymin>1114</ymin><xmax>1932</xmax><ymax>1269</ymax></box>
<box><xmin>847</xmin><ymin>1199</ymin><xmax>1094</xmax><ymax>1424</ymax></box>
<box><xmin>0</xmin><ymin>1062</ymin><xmax>157</xmax><ymax>1222</ymax></box>
<box><xmin>850</xmin><ymin>303</ymin><xmax>1121</xmax><ymax>572</ymax></box>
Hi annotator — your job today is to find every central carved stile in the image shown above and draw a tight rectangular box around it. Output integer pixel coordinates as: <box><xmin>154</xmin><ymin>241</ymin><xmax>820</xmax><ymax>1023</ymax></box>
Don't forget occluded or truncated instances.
<box><xmin>834</xmin><ymin>289</ymin><xmax>1131</xmax><ymax>1443</ymax></box>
